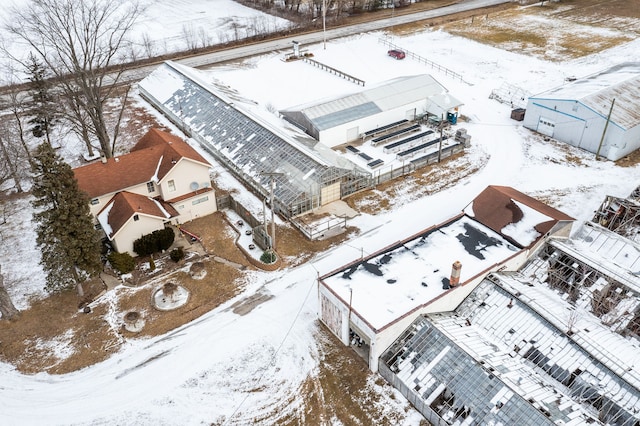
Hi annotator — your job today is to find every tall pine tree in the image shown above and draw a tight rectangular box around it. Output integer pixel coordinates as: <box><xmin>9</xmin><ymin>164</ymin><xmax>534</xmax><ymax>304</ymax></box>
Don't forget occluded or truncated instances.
<box><xmin>31</xmin><ymin>143</ymin><xmax>102</xmax><ymax>294</ymax></box>
<box><xmin>26</xmin><ymin>53</ymin><xmax>58</xmax><ymax>146</ymax></box>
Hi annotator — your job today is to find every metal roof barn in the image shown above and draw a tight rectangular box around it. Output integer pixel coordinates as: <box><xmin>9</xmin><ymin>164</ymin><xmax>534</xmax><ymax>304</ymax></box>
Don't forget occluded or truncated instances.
<box><xmin>523</xmin><ymin>62</ymin><xmax>640</xmax><ymax>161</ymax></box>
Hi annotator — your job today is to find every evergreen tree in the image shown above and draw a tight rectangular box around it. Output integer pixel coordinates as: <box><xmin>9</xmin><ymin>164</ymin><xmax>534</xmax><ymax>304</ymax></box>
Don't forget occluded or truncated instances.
<box><xmin>26</xmin><ymin>53</ymin><xmax>58</xmax><ymax>146</ymax></box>
<box><xmin>31</xmin><ymin>143</ymin><xmax>102</xmax><ymax>293</ymax></box>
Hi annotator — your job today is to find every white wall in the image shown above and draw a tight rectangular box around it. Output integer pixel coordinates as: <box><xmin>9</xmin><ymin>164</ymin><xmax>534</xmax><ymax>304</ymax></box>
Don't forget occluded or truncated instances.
<box><xmin>523</xmin><ymin>98</ymin><xmax>634</xmax><ymax>161</ymax></box>
<box><xmin>607</xmin><ymin>124</ymin><xmax>640</xmax><ymax>161</ymax></box>
<box><xmin>320</xmin><ymin>182</ymin><xmax>341</xmax><ymax>205</ymax></box>
<box><xmin>158</xmin><ymin>159</ymin><xmax>211</xmax><ymax>200</ymax></box>
<box><xmin>318</xmin><ymin>101</ymin><xmax>426</xmax><ymax>148</ymax></box>
<box><xmin>112</xmin><ymin>214</ymin><xmax>167</xmax><ymax>256</ymax></box>
<box><xmin>88</xmin><ymin>181</ymin><xmax>154</xmax><ymax>217</ymax></box>
<box><xmin>172</xmin><ymin>190</ymin><xmax>218</xmax><ymax>223</ymax></box>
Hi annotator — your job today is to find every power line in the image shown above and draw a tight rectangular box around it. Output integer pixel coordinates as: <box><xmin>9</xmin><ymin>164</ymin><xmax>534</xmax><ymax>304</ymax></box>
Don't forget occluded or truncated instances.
<box><xmin>223</xmin><ymin>269</ymin><xmax>317</xmax><ymax>425</ymax></box>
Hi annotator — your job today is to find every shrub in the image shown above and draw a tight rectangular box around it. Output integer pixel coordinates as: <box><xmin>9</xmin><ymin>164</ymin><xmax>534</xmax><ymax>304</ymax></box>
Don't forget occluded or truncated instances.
<box><xmin>154</xmin><ymin>228</ymin><xmax>175</xmax><ymax>252</ymax></box>
<box><xmin>260</xmin><ymin>250</ymin><xmax>277</xmax><ymax>264</ymax></box>
<box><xmin>170</xmin><ymin>247</ymin><xmax>185</xmax><ymax>262</ymax></box>
<box><xmin>133</xmin><ymin>228</ymin><xmax>175</xmax><ymax>256</ymax></box>
<box><xmin>133</xmin><ymin>234</ymin><xmax>155</xmax><ymax>257</ymax></box>
<box><xmin>108</xmin><ymin>251</ymin><xmax>135</xmax><ymax>274</ymax></box>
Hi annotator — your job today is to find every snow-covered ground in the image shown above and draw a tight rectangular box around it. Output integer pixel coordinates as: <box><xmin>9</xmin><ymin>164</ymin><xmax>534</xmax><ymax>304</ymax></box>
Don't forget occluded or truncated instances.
<box><xmin>2</xmin><ymin>3</ymin><xmax>640</xmax><ymax>425</ymax></box>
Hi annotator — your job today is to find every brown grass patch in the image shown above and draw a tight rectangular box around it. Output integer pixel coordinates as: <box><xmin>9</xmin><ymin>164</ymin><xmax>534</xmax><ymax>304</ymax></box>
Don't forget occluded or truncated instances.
<box><xmin>0</xmin><ymin>289</ymin><xmax>120</xmax><ymax>374</ymax></box>
<box><xmin>440</xmin><ymin>0</ymin><xmax>639</xmax><ymax>60</ymax></box>
<box><xmin>117</xmin><ymin>260</ymin><xmax>245</xmax><ymax>338</ymax></box>
<box><xmin>180</xmin><ymin>211</ymin><xmax>250</xmax><ymax>266</ymax></box>
<box><xmin>346</xmin><ymin>152</ymin><xmax>483</xmax><ymax>215</ymax></box>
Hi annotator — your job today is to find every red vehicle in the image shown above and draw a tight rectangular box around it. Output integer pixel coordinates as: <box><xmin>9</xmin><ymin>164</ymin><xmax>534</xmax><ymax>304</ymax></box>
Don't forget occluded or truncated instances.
<box><xmin>387</xmin><ymin>49</ymin><xmax>406</xmax><ymax>60</ymax></box>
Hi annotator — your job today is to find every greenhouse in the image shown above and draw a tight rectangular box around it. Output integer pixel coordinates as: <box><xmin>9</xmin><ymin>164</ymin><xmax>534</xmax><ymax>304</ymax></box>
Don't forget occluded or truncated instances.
<box><xmin>138</xmin><ymin>61</ymin><xmax>371</xmax><ymax>219</ymax></box>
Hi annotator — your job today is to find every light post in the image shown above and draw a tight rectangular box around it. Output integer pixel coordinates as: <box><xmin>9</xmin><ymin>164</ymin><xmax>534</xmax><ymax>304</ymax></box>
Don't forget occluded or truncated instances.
<box><xmin>322</xmin><ymin>0</ymin><xmax>327</xmax><ymax>50</ymax></box>
<box><xmin>260</xmin><ymin>171</ymin><xmax>283</xmax><ymax>251</ymax></box>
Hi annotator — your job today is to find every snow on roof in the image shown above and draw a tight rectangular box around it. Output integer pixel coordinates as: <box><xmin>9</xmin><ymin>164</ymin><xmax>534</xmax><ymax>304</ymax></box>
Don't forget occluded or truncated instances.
<box><xmin>97</xmin><ymin>200</ymin><xmax>115</xmax><ymax>239</ymax></box>
<box><xmin>381</xmin><ymin>313</ymin><xmax>595</xmax><ymax>425</ymax></box>
<box><xmin>464</xmin><ymin>185</ymin><xmax>574</xmax><ymax>249</ymax></box>
<box><xmin>381</xmin><ymin>265</ymin><xmax>640</xmax><ymax>425</ymax></box>
<box><xmin>321</xmin><ymin>214</ymin><xmax>521</xmax><ymax>330</ymax></box>
<box><xmin>492</xmin><ymin>273</ymin><xmax>640</xmax><ymax>391</ymax></box>
<box><xmin>282</xmin><ymin>74</ymin><xmax>455</xmax><ymax>131</ymax></box>
<box><xmin>554</xmin><ymin>221</ymin><xmax>640</xmax><ymax>293</ymax></box>
<box><xmin>530</xmin><ymin>62</ymin><xmax>640</xmax><ymax>130</ymax></box>
<box><xmin>499</xmin><ymin>200</ymin><xmax>548</xmax><ymax>247</ymax></box>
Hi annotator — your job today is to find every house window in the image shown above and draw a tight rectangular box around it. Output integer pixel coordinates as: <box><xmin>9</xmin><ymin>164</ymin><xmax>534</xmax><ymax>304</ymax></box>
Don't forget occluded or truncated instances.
<box><xmin>192</xmin><ymin>196</ymin><xmax>209</xmax><ymax>206</ymax></box>
<box><xmin>168</xmin><ymin>180</ymin><xmax>176</xmax><ymax>192</ymax></box>
<box><xmin>133</xmin><ymin>214</ymin><xmax>139</xmax><ymax>221</ymax></box>
<box><xmin>147</xmin><ymin>181</ymin><xmax>155</xmax><ymax>193</ymax></box>
<box><xmin>94</xmin><ymin>223</ymin><xmax>102</xmax><ymax>230</ymax></box>
<box><xmin>91</xmin><ymin>198</ymin><xmax>100</xmax><ymax>205</ymax></box>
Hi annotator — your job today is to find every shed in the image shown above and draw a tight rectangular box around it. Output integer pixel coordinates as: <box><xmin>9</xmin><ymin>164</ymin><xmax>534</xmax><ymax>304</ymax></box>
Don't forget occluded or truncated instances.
<box><xmin>523</xmin><ymin>62</ymin><xmax>640</xmax><ymax>161</ymax></box>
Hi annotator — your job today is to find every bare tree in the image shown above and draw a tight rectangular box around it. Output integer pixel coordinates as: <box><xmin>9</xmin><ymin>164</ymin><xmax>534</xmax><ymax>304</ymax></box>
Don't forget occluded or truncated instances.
<box><xmin>3</xmin><ymin>0</ymin><xmax>143</xmax><ymax>159</ymax></box>
<box><xmin>0</xmin><ymin>265</ymin><xmax>19</xmax><ymax>320</ymax></box>
<box><xmin>0</xmin><ymin>120</ymin><xmax>26</xmax><ymax>193</ymax></box>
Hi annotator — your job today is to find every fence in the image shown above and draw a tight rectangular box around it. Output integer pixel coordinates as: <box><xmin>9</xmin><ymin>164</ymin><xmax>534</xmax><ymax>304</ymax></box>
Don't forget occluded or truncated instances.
<box><xmin>290</xmin><ymin>214</ymin><xmax>348</xmax><ymax>241</ymax></box>
<box><xmin>378</xmin><ymin>38</ymin><xmax>470</xmax><ymax>85</ymax></box>
<box><xmin>303</xmin><ymin>57</ymin><xmax>365</xmax><ymax>86</ymax></box>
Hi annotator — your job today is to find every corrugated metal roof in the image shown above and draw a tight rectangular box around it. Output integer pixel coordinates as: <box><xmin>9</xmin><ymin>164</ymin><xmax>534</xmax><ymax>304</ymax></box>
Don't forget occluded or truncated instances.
<box><xmin>285</xmin><ymin>74</ymin><xmax>461</xmax><ymax>131</ymax></box>
<box><xmin>531</xmin><ymin>62</ymin><xmax>640</xmax><ymax>130</ymax></box>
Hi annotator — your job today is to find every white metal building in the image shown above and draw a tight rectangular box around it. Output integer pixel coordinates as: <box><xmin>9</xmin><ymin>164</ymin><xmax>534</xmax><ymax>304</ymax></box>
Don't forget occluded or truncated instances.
<box><xmin>280</xmin><ymin>74</ymin><xmax>463</xmax><ymax>148</ymax></box>
<box><xmin>523</xmin><ymin>62</ymin><xmax>640</xmax><ymax>161</ymax></box>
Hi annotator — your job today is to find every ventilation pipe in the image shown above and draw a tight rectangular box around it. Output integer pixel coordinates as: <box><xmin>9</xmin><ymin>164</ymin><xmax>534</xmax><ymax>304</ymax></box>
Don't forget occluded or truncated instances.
<box><xmin>450</xmin><ymin>261</ymin><xmax>462</xmax><ymax>287</ymax></box>
<box><xmin>292</xmin><ymin>41</ymin><xmax>300</xmax><ymax>58</ymax></box>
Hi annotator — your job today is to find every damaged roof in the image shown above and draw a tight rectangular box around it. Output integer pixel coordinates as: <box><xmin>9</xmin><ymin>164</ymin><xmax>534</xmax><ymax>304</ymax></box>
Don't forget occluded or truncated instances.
<box><xmin>464</xmin><ymin>185</ymin><xmax>575</xmax><ymax>248</ymax></box>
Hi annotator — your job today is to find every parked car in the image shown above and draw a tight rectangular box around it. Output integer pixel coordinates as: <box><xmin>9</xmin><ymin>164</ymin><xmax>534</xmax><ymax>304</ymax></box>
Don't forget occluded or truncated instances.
<box><xmin>387</xmin><ymin>49</ymin><xmax>406</xmax><ymax>60</ymax></box>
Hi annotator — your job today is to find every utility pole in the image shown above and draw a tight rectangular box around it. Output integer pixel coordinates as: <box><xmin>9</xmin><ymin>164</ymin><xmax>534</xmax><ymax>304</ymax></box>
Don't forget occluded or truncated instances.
<box><xmin>260</xmin><ymin>171</ymin><xmax>284</xmax><ymax>250</ymax></box>
<box><xmin>322</xmin><ymin>0</ymin><xmax>327</xmax><ymax>50</ymax></box>
<box><xmin>596</xmin><ymin>98</ymin><xmax>615</xmax><ymax>161</ymax></box>
<box><xmin>438</xmin><ymin>113</ymin><xmax>449</xmax><ymax>162</ymax></box>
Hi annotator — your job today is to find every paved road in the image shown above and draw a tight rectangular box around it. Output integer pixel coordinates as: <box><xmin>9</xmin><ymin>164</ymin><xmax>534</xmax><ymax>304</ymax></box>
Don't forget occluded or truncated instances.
<box><xmin>124</xmin><ymin>0</ymin><xmax>510</xmax><ymax>80</ymax></box>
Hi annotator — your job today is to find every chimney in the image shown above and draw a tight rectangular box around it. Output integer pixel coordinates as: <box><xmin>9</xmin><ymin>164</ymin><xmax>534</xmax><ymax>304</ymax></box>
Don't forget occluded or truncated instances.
<box><xmin>450</xmin><ymin>261</ymin><xmax>462</xmax><ymax>287</ymax></box>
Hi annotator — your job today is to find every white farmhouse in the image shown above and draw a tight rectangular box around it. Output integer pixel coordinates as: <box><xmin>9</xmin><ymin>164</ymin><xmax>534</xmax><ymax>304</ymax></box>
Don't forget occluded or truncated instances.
<box><xmin>74</xmin><ymin>128</ymin><xmax>217</xmax><ymax>255</ymax></box>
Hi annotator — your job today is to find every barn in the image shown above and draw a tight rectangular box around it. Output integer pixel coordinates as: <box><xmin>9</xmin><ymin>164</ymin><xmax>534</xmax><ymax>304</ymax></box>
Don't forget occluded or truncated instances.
<box><xmin>523</xmin><ymin>62</ymin><xmax>640</xmax><ymax>161</ymax></box>
<box><xmin>280</xmin><ymin>74</ymin><xmax>463</xmax><ymax>148</ymax></box>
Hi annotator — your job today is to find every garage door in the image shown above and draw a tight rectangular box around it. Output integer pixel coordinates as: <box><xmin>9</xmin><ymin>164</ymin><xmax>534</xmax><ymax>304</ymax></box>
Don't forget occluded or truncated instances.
<box><xmin>537</xmin><ymin>117</ymin><xmax>555</xmax><ymax>137</ymax></box>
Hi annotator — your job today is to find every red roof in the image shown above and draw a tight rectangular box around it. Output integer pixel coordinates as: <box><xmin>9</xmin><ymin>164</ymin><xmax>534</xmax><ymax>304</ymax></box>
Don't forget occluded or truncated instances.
<box><xmin>98</xmin><ymin>191</ymin><xmax>179</xmax><ymax>238</ymax></box>
<box><xmin>74</xmin><ymin>129</ymin><xmax>211</xmax><ymax>199</ymax></box>
<box><xmin>468</xmin><ymin>185</ymin><xmax>575</xmax><ymax>247</ymax></box>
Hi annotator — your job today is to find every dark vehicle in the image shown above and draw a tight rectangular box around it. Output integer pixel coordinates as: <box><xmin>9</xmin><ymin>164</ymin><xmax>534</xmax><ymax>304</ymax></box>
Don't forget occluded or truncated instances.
<box><xmin>387</xmin><ymin>49</ymin><xmax>406</xmax><ymax>60</ymax></box>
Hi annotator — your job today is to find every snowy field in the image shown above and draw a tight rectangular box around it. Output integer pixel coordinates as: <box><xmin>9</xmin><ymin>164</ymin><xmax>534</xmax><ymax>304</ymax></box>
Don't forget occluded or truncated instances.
<box><xmin>2</xmin><ymin>2</ymin><xmax>640</xmax><ymax>425</ymax></box>
<box><xmin>0</xmin><ymin>0</ymin><xmax>291</xmax><ymax>74</ymax></box>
